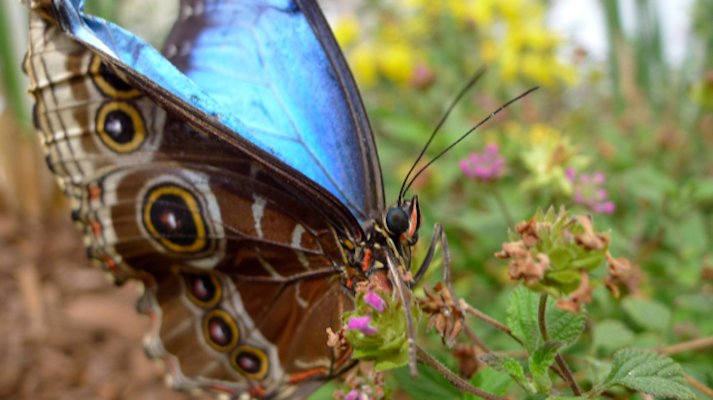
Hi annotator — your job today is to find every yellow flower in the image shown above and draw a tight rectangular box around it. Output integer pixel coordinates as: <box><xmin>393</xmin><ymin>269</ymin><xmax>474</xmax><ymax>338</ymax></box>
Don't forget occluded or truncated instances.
<box><xmin>498</xmin><ymin>0</ymin><xmax>528</xmax><ymax>23</ymax></box>
<box><xmin>333</xmin><ymin>16</ymin><xmax>360</xmax><ymax>48</ymax></box>
<box><xmin>521</xmin><ymin>53</ymin><xmax>555</xmax><ymax>86</ymax></box>
<box><xmin>499</xmin><ymin>49</ymin><xmax>518</xmax><ymax>82</ymax></box>
<box><xmin>480</xmin><ymin>39</ymin><xmax>499</xmax><ymax>63</ymax></box>
<box><xmin>470</xmin><ymin>0</ymin><xmax>496</xmax><ymax>26</ymax></box>
<box><xmin>378</xmin><ymin>42</ymin><xmax>415</xmax><ymax>85</ymax></box>
<box><xmin>518</xmin><ymin>124</ymin><xmax>586</xmax><ymax>194</ymax></box>
<box><xmin>351</xmin><ymin>43</ymin><xmax>377</xmax><ymax>87</ymax></box>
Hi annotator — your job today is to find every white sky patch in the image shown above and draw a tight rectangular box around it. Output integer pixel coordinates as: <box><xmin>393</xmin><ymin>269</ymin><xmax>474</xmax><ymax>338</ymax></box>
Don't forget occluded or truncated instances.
<box><xmin>547</xmin><ymin>0</ymin><xmax>694</xmax><ymax>66</ymax></box>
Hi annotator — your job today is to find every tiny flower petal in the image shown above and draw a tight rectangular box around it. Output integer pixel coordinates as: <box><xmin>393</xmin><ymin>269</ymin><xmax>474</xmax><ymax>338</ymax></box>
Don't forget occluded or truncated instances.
<box><xmin>347</xmin><ymin>316</ymin><xmax>378</xmax><ymax>336</ymax></box>
<box><xmin>565</xmin><ymin>168</ymin><xmax>576</xmax><ymax>181</ymax></box>
<box><xmin>459</xmin><ymin>144</ymin><xmax>505</xmax><ymax>181</ymax></box>
<box><xmin>568</xmin><ymin>169</ymin><xmax>616</xmax><ymax>214</ymax></box>
<box><xmin>364</xmin><ymin>291</ymin><xmax>386</xmax><ymax>312</ymax></box>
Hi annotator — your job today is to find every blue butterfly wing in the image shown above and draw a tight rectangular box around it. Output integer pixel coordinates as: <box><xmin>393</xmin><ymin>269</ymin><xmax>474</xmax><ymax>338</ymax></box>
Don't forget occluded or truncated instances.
<box><xmin>53</xmin><ymin>0</ymin><xmax>384</xmax><ymax>225</ymax></box>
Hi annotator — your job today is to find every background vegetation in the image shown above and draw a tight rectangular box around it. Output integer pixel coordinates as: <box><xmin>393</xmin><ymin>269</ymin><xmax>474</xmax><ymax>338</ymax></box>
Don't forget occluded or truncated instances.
<box><xmin>0</xmin><ymin>0</ymin><xmax>711</xmax><ymax>398</ymax></box>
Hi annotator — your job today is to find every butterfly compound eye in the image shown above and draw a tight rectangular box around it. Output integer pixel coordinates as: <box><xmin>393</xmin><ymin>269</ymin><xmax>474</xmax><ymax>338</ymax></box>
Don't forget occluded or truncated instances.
<box><xmin>385</xmin><ymin>207</ymin><xmax>409</xmax><ymax>236</ymax></box>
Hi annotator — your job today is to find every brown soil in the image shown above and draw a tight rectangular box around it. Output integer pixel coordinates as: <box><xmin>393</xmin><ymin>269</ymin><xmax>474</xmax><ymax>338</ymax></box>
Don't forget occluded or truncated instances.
<box><xmin>0</xmin><ymin>211</ymin><xmax>202</xmax><ymax>399</ymax></box>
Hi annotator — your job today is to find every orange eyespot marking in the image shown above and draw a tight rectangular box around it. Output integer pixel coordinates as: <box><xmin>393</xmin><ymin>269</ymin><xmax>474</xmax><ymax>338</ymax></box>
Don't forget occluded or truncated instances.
<box><xmin>202</xmin><ymin>309</ymin><xmax>239</xmax><ymax>352</ymax></box>
<box><xmin>101</xmin><ymin>256</ymin><xmax>120</xmax><ymax>275</ymax></box>
<box><xmin>90</xmin><ymin>219</ymin><xmax>102</xmax><ymax>238</ymax></box>
<box><xmin>287</xmin><ymin>367</ymin><xmax>328</xmax><ymax>384</ymax></box>
<box><xmin>88</xmin><ymin>184</ymin><xmax>102</xmax><ymax>200</ymax></box>
<box><xmin>248</xmin><ymin>385</ymin><xmax>267</xmax><ymax>398</ymax></box>
<box><xmin>230</xmin><ymin>345</ymin><xmax>269</xmax><ymax>380</ymax></box>
<box><xmin>361</xmin><ymin>249</ymin><xmax>373</xmax><ymax>273</ymax></box>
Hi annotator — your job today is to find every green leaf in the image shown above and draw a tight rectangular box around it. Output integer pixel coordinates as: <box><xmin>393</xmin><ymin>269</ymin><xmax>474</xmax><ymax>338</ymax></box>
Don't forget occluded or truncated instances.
<box><xmin>546</xmin><ymin>397</ymin><xmax>584</xmax><ymax>400</ymax></box>
<box><xmin>394</xmin><ymin>364</ymin><xmax>462</xmax><ymax>400</ymax></box>
<box><xmin>507</xmin><ymin>287</ymin><xmax>541</xmax><ymax>352</ymax></box>
<box><xmin>307</xmin><ymin>382</ymin><xmax>338</xmax><ymax>400</ymax></box>
<box><xmin>601</xmin><ymin>348</ymin><xmax>695</xmax><ymax>400</ymax></box>
<box><xmin>502</xmin><ymin>357</ymin><xmax>528</xmax><ymax>382</ymax></box>
<box><xmin>469</xmin><ymin>367</ymin><xmax>513</xmax><ymax>396</ymax></box>
<box><xmin>529</xmin><ymin>341</ymin><xmax>563</xmax><ymax>393</ymax></box>
<box><xmin>622</xmin><ymin>298</ymin><xmax>672</xmax><ymax>333</ymax></box>
<box><xmin>546</xmin><ymin>304</ymin><xmax>586</xmax><ymax>347</ymax></box>
<box><xmin>593</xmin><ymin>320</ymin><xmax>634</xmax><ymax>354</ymax></box>
<box><xmin>481</xmin><ymin>353</ymin><xmax>535</xmax><ymax>393</ymax></box>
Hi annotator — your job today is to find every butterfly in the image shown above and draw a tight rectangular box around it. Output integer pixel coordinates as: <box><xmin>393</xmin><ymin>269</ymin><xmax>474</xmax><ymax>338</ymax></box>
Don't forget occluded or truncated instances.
<box><xmin>24</xmin><ymin>0</ymin><xmax>437</xmax><ymax>398</ymax></box>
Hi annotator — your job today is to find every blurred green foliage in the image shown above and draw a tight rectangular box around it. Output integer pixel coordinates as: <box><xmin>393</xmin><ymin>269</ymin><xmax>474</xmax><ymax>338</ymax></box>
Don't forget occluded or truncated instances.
<box><xmin>333</xmin><ymin>0</ymin><xmax>713</xmax><ymax>397</ymax></box>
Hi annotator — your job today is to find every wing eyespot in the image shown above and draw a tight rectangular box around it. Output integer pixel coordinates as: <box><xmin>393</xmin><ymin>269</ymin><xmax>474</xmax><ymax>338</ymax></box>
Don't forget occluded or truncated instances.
<box><xmin>202</xmin><ymin>309</ymin><xmax>239</xmax><ymax>351</ymax></box>
<box><xmin>184</xmin><ymin>273</ymin><xmax>222</xmax><ymax>308</ymax></box>
<box><xmin>96</xmin><ymin>101</ymin><xmax>146</xmax><ymax>153</ymax></box>
<box><xmin>142</xmin><ymin>184</ymin><xmax>207</xmax><ymax>253</ymax></box>
<box><xmin>231</xmin><ymin>345</ymin><xmax>269</xmax><ymax>381</ymax></box>
<box><xmin>90</xmin><ymin>56</ymin><xmax>142</xmax><ymax>99</ymax></box>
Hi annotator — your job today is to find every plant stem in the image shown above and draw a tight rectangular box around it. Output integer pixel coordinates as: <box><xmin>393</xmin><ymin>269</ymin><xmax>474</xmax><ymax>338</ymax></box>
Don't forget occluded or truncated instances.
<box><xmin>686</xmin><ymin>373</ymin><xmax>713</xmax><ymax>397</ymax></box>
<box><xmin>491</xmin><ymin>186</ymin><xmax>515</xmax><ymax>227</ymax></box>
<box><xmin>658</xmin><ymin>335</ymin><xmax>713</xmax><ymax>356</ymax></box>
<box><xmin>538</xmin><ymin>293</ymin><xmax>583</xmax><ymax>396</ymax></box>
<box><xmin>461</xmin><ymin>300</ymin><xmax>525</xmax><ymax>347</ymax></box>
<box><xmin>416</xmin><ymin>345</ymin><xmax>507</xmax><ymax>400</ymax></box>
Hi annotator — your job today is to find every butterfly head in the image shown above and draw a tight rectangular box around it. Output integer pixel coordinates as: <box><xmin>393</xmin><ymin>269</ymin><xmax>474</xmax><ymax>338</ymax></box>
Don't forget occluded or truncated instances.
<box><xmin>383</xmin><ymin>195</ymin><xmax>421</xmax><ymax>247</ymax></box>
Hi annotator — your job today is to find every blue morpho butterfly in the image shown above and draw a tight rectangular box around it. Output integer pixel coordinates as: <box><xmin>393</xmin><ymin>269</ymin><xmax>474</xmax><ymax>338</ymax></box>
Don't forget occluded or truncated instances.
<box><xmin>24</xmin><ymin>0</ymin><xmax>518</xmax><ymax>398</ymax></box>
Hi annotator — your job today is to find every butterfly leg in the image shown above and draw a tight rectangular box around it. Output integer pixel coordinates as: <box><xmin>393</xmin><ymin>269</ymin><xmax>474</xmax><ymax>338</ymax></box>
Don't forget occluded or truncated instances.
<box><xmin>411</xmin><ymin>224</ymin><xmax>465</xmax><ymax>336</ymax></box>
<box><xmin>410</xmin><ymin>224</ymin><xmax>443</xmax><ymax>286</ymax></box>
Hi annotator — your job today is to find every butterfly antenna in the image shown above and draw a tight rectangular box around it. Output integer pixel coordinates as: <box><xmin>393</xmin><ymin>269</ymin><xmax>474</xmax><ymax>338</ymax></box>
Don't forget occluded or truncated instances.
<box><xmin>398</xmin><ymin>67</ymin><xmax>487</xmax><ymax>204</ymax></box>
<box><xmin>403</xmin><ymin>87</ymin><xmax>539</xmax><ymax>194</ymax></box>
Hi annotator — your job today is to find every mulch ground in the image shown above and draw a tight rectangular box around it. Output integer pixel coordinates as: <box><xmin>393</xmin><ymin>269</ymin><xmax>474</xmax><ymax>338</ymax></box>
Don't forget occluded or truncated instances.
<box><xmin>0</xmin><ymin>211</ymin><xmax>201</xmax><ymax>399</ymax></box>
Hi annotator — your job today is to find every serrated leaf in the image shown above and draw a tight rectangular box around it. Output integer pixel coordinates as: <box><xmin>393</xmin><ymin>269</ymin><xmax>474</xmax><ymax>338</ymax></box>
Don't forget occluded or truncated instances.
<box><xmin>622</xmin><ymin>298</ymin><xmax>671</xmax><ymax>332</ymax></box>
<box><xmin>482</xmin><ymin>353</ymin><xmax>535</xmax><ymax>393</ymax></box>
<box><xmin>546</xmin><ymin>304</ymin><xmax>586</xmax><ymax>347</ymax></box>
<box><xmin>470</xmin><ymin>367</ymin><xmax>513</xmax><ymax>396</ymax></box>
<box><xmin>502</xmin><ymin>357</ymin><xmax>537</xmax><ymax>393</ymax></box>
<box><xmin>507</xmin><ymin>287</ymin><xmax>541</xmax><ymax>352</ymax></box>
<box><xmin>502</xmin><ymin>357</ymin><xmax>528</xmax><ymax>381</ymax></box>
<box><xmin>529</xmin><ymin>341</ymin><xmax>563</xmax><ymax>393</ymax></box>
<box><xmin>601</xmin><ymin>348</ymin><xmax>695</xmax><ymax>400</ymax></box>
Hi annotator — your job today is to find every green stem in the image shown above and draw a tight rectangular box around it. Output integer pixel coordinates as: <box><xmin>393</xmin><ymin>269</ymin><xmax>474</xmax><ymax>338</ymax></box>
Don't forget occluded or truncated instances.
<box><xmin>538</xmin><ymin>294</ymin><xmax>583</xmax><ymax>396</ymax></box>
<box><xmin>462</xmin><ymin>301</ymin><xmax>525</xmax><ymax>347</ymax></box>
<box><xmin>491</xmin><ymin>185</ymin><xmax>514</xmax><ymax>227</ymax></box>
<box><xmin>0</xmin><ymin>1</ymin><xmax>30</xmax><ymax>126</ymax></box>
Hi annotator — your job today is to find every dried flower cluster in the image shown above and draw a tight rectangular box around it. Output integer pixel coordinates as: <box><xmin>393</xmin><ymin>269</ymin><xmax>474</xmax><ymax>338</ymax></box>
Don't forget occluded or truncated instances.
<box><xmin>418</xmin><ymin>282</ymin><xmax>464</xmax><ymax>346</ymax></box>
<box><xmin>496</xmin><ymin>207</ymin><xmax>614</xmax><ymax>312</ymax></box>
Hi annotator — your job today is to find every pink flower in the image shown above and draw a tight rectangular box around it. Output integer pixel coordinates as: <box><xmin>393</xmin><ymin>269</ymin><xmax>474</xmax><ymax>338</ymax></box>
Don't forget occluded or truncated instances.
<box><xmin>364</xmin><ymin>291</ymin><xmax>386</xmax><ymax>312</ymax></box>
<box><xmin>346</xmin><ymin>316</ymin><xmax>378</xmax><ymax>336</ymax></box>
<box><xmin>459</xmin><ymin>144</ymin><xmax>505</xmax><ymax>181</ymax></box>
<box><xmin>344</xmin><ymin>389</ymin><xmax>371</xmax><ymax>400</ymax></box>
<box><xmin>410</xmin><ymin>63</ymin><xmax>435</xmax><ymax>89</ymax></box>
<box><xmin>566</xmin><ymin>169</ymin><xmax>616</xmax><ymax>214</ymax></box>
